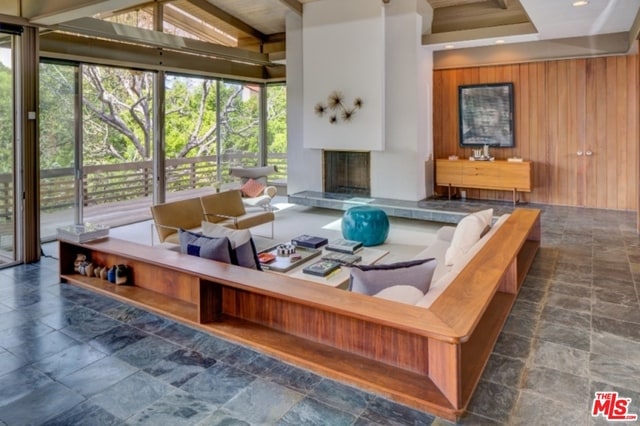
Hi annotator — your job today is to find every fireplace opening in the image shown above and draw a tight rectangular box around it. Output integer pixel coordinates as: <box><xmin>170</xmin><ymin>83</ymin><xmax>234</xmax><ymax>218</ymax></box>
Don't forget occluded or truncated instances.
<box><xmin>323</xmin><ymin>151</ymin><xmax>370</xmax><ymax>195</ymax></box>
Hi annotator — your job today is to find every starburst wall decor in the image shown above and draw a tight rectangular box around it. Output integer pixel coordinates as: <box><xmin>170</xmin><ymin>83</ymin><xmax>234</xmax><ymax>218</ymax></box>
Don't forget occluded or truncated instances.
<box><xmin>315</xmin><ymin>91</ymin><xmax>363</xmax><ymax>124</ymax></box>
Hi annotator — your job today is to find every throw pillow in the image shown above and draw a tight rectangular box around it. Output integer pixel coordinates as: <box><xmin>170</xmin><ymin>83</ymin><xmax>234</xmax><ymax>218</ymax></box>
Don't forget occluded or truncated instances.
<box><xmin>444</xmin><ymin>208</ymin><xmax>493</xmax><ymax>266</ymax></box>
<box><xmin>201</xmin><ymin>222</ymin><xmax>261</xmax><ymax>270</ymax></box>
<box><xmin>451</xmin><ymin>213</ymin><xmax>511</xmax><ymax>273</ymax></box>
<box><xmin>240</xmin><ymin>178</ymin><xmax>266</xmax><ymax>198</ymax></box>
<box><xmin>178</xmin><ymin>229</ymin><xmax>233</xmax><ymax>264</ymax></box>
<box><xmin>349</xmin><ymin>258</ymin><xmax>437</xmax><ymax>296</ymax></box>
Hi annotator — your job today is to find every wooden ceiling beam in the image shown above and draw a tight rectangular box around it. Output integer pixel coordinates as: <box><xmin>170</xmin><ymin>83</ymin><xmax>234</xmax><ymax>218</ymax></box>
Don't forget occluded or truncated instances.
<box><xmin>163</xmin><ymin>10</ymin><xmax>232</xmax><ymax>46</ymax></box>
<box><xmin>26</xmin><ymin>0</ymin><xmax>149</xmax><ymax>25</ymax></box>
<box><xmin>431</xmin><ymin>1</ymin><xmax>528</xmax><ymax>34</ymax></box>
<box><xmin>39</xmin><ymin>32</ymin><xmax>271</xmax><ymax>81</ymax></box>
<box><xmin>53</xmin><ymin>17</ymin><xmax>272</xmax><ymax>65</ymax></box>
<box><xmin>185</xmin><ymin>0</ymin><xmax>266</xmax><ymax>41</ymax></box>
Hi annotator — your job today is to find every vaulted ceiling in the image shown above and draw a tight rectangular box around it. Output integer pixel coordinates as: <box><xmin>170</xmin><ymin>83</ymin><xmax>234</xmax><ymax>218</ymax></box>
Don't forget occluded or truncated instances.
<box><xmin>5</xmin><ymin>0</ymin><xmax>640</xmax><ymax>76</ymax></box>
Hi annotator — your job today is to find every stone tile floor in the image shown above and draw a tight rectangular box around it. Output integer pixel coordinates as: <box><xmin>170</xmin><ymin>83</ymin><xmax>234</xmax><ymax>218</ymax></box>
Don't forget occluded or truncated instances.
<box><xmin>0</xmin><ymin>201</ymin><xmax>639</xmax><ymax>425</ymax></box>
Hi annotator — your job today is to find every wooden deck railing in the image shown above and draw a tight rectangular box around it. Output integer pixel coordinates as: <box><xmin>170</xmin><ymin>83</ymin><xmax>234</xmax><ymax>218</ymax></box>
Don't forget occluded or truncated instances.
<box><xmin>0</xmin><ymin>152</ymin><xmax>287</xmax><ymax>222</ymax></box>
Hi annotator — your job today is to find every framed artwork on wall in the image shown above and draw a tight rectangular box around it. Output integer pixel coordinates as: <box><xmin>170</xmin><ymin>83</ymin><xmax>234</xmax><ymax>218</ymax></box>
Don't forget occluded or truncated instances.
<box><xmin>459</xmin><ymin>83</ymin><xmax>514</xmax><ymax>147</ymax></box>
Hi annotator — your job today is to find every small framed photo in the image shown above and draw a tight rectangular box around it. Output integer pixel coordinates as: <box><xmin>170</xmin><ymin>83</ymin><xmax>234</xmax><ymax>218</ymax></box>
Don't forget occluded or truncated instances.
<box><xmin>459</xmin><ymin>83</ymin><xmax>514</xmax><ymax>147</ymax></box>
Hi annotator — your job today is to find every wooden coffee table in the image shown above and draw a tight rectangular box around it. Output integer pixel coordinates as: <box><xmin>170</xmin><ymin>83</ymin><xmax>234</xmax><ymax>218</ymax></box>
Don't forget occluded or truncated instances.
<box><xmin>278</xmin><ymin>247</ymin><xmax>389</xmax><ymax>289</ymax></box>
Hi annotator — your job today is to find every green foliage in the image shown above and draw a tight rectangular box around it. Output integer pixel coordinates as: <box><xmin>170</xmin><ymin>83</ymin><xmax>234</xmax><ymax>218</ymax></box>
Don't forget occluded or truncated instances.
<box><xmin>220</xmin><ymin>82</ymin><xmax>259</xmax><ymax>155</ymax></box>
<box><xmin>39</xmin><ymin>63</ymin><xmax>75</xmax><ymax>169</ymax></box>
<box><xmin>29</xmin><ymin>64</ymin><xmax>287</xmax><ymax>173</ymax></box>
<box><xmin>0</xmin><ymin>62</ymin><xmax>12</xmax><ymax>173</ymax></box>
<box><xmin>165</xmin><ymin>75</ymin><xmax>218</xmax><ymax>158</ymax></box>
<box><xmin>82</xmin><ymin>65</ymin><xmax>153</xmax><ymax>165</ymax></box>
<box><xmin>266</xmin><ymin>84</ymin><xmax>287</xmax><ymax>154</ymax></box>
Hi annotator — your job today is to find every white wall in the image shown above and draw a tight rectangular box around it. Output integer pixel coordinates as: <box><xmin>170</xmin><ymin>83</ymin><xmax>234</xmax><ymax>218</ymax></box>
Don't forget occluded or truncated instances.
<box><xmin>372</xmin><ymin>0</ymin><xmax>433</xmax><ymax>200</ymax></box>
<box><xmin>288</xmin><ymin>0</ymin><xmax>434</xmax><ymax>201</ymax></box>
<box><xmin>302</xmin><ymin>0</ymin><xmax>385</xmax><ymax>151</ymax></box>
<box><xmin>286</xmin><ymin>12</ymin><xmax>322</xmax><ymax>195</ymax></box>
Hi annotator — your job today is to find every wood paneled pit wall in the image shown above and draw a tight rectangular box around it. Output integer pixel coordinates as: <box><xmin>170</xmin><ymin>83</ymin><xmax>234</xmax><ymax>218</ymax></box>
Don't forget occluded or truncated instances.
<box><xmin>433</xmin><ymin>52</ymin><xmax>639</xmax><ymax>210</ymax></box>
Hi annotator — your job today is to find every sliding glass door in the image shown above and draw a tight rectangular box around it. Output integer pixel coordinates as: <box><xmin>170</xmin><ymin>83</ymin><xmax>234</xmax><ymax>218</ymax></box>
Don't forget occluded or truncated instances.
<box><xmin>81</xmin><ymin>65</ymin><xmax>154</xmax><ymax>227</ymax></box>
<box><xmin>164</xmin><ymin>74</ymin><xmax>219</xmax><ymax>200</ymax></box>
<box><xmin>39</xmin><ymin>62</ymin><xmax>77</xmax><ymax>240</ymax></box>
<box><xmin>0</xmin><ymin>43</ymin><xmax>16</xmax><ymax>266</ymax></box>
<box><xmin>266</xmin><ymin>83</ymin><xmax>287</xmax><ymax>184</ymax></box>
<box><xmin>219</xmin><ymin>81</ymin><xmax>260</xmax><ymax>187</ymax></box>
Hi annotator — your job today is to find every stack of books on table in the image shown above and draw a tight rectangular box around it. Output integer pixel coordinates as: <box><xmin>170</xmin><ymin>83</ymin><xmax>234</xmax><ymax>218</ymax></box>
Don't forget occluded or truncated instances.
<box><xmin>325</xmin><ymin>238</ymin><xmax>363</xmax><ymax>254</ymax></box>
<box><xmin>320</xmin><ymin>251</ymin><xmax>362</xmax><ymax>266</ymax></box>
<box><xmin>302</xmin><ymin>259</ymin><xmax>341</xmax><ymax>277</ymax></box>
<box><xmin>291</xmin><ymin>234</ymin><xmax>329</xmax><ymax>249</ymax></box>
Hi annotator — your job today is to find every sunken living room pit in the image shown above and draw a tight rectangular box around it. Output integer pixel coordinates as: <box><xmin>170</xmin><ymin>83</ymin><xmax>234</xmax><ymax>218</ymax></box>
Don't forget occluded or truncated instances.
<box><xmin>58</xmin><ymin>208</ymin><xmax>540</xmax><ymax>420</ymax></box>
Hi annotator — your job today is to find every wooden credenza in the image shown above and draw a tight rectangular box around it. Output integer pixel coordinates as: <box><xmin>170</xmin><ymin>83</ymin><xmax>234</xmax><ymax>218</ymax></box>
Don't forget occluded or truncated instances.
<box><xmin>436</xmin><ymin>159</ymin><xmax>532</xmax><ymax>205</ymax></box>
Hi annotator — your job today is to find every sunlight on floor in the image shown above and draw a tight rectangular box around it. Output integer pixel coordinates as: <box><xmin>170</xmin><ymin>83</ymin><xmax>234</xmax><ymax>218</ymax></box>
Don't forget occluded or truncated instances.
<box><xmin>271</xmin><ymin>201</ymin><xmax>297</xmax><ymax>211</ymax></box>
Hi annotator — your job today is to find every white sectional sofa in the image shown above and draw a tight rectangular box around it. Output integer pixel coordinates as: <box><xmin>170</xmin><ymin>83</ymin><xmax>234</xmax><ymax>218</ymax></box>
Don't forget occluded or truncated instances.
<box><xmin>369</xmin><ymin>209</ymin><xmax>512</xmax><ymax>307</ymax></box>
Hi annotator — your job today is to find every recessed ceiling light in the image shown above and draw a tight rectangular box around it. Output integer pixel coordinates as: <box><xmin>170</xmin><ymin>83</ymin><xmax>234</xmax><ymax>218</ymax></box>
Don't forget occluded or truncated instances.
<box><xmin>495</xmin><ymin>40</ymin><xmax>505</xmax><ymax>44</ymax></box>
<box><xmin>445</xmin><ymin>44</ymin><xmax>455</xmax><ymax>49</ymax></box>
<box><xmin>573</xmin><ymin>0</ymin><xmax>589</xmax><ymax>6</ymax></box>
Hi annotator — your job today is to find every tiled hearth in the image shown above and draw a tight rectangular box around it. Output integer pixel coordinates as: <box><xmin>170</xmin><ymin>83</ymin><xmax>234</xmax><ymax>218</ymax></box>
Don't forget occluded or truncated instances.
<box><xmin>288</xmin><ymin>190</ymin><xmax>515</xmax><ymax>224</ymax></box>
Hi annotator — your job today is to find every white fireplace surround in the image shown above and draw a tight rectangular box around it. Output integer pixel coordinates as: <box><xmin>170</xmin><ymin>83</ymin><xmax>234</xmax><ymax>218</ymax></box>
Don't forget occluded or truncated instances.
<box><xmin>286</xmin><ymin>0</ymin><xmax>434</xmax><ymax>202</ymax></box>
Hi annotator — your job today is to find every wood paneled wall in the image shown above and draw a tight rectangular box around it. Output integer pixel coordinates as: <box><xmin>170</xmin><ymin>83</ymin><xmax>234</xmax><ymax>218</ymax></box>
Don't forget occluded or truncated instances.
<box><xmin>433</xmin><ymin>52</ymin><xmax>639</xmax><ymax>210</ymax></box>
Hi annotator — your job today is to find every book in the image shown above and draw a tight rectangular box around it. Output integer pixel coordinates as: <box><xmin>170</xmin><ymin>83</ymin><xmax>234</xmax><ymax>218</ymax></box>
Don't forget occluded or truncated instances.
<box><xmin>302</xmin><ymin>260</ymin><xmax>341</xmax><ymax>277</ymax></box>
<box><xmin>325</xmin><ymin>238</ymin><xmax>363</xmax><ymax>254</ymax></box>
<box><xmin>257</xmin><ymin>252</ymin><xmax>276</xmax><ymax>264</ymax></box>
<box><xmin>321</xmin><ymin>252</ymin><xmax>362</xmax><ymax>266</ymax></box>
<box><xmin>291</xmin><ymin>234</ymin><xmax>329</xmax><ymax>249</ymax></box>
<box><xmin>56</xmin><ymin>223</ymin><xmax>110</xmax><ymax>243</ymax></box>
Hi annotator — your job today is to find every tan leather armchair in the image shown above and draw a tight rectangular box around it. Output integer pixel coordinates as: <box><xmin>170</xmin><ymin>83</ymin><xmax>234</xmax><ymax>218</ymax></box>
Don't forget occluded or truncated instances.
<box><xmin>150</xmin><ymin>197</ymin><xmax>204</xmax><ymax>244</ymax></box>
<box><xmin>200</xmin><ymin>190</ymin><xmax>274</xmax><ymax>238</ymax></box>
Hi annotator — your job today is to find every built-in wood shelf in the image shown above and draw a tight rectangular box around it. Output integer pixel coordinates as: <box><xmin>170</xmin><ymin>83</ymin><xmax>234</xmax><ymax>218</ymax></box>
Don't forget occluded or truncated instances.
<box><xmin>58</xmin><ymin>208</ymin><xmax>540</xmax><ymax>421</ymax></box>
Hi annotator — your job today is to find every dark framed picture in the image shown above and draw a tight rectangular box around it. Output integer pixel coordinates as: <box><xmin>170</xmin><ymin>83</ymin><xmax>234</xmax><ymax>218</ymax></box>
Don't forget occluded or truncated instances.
<box><xmin>459</xmin><ymin>83</ymin><xmax>514</xmax><ymax>147</ymax></box>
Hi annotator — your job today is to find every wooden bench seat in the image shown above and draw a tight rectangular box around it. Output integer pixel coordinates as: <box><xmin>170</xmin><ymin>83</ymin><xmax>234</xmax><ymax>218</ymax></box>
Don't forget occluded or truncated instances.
<box><xmin>58</xmin><ymin>208</ymin><xmax>540</xmax><ymax>420</ymax></box>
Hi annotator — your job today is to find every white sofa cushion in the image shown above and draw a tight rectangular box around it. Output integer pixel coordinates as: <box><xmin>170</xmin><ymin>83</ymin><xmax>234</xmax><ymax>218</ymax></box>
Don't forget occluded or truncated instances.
<box><xmin>202</xmin><ymin>221</ymin><xmax>251</xmax><ymax>248</ymax></box>
<box><xmin>436</xmin><ymin>226</ymin><xmax>456</xmax><ymax>243</ymax></box>
<box><xmin>374</xmin><ymin>285</ymin><xmax>425</xmax><ymax>305</ymax></box>
<box><xmin>415</xmin><ymin>270</ymin><xmax>459</xmax><ymax>308</ymax></box>
<box><xmin>444</xmin><ymin>208</ymin><xmax>493</xmax><ymax>267</ymax></box>
<box><xmin>417</xmin><ymin>213</ymin><xmax>512</xmax><ymax>308</ymax></box>
<box><xmin>413</xmin><ymin>239</ymin><xmax>450</xmax><ymax>284</ymax></box>
<box><xmin>452</xmin><ymin>213</ymin><xmax>510</xmax><ymax>273</ymax></box>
